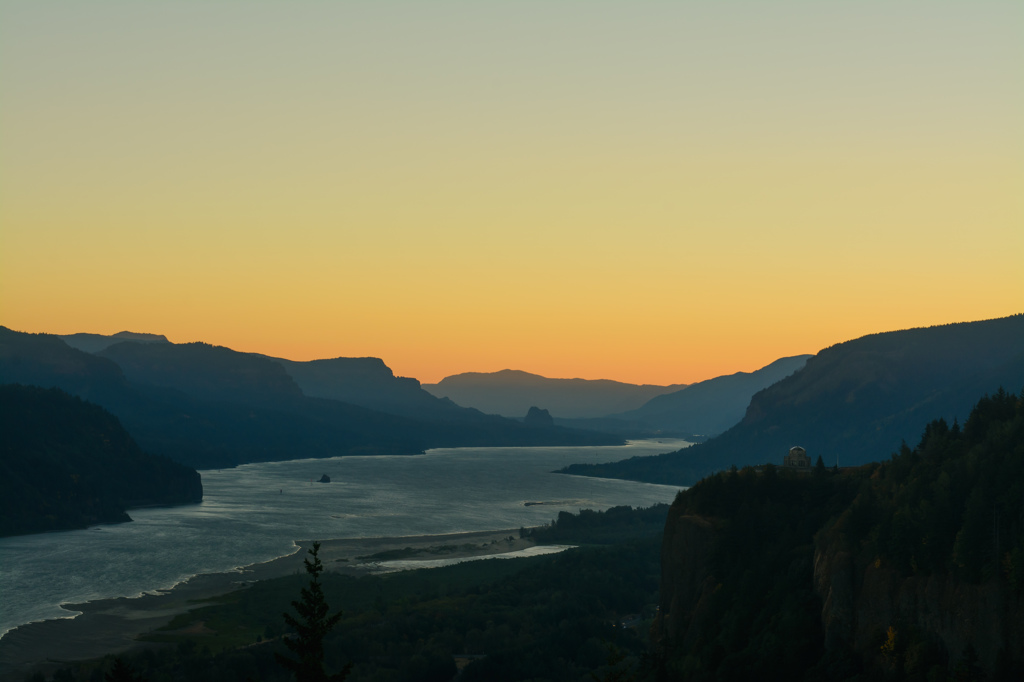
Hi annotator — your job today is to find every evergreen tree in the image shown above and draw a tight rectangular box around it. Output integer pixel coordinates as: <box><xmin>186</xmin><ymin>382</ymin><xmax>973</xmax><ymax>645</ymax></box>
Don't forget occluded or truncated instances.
<box><xmin>276</xmin><ymin>542</ymin><xmax>350</xmax><ymax>682</ymax></box>
<box><xmin>105</xmin><ymin>658</ymin><xmax>145</xmax><ymax>682</ymax></box>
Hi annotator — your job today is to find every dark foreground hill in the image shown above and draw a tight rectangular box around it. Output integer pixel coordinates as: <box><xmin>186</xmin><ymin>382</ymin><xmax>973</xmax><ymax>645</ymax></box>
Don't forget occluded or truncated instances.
<box><xmin>0</xmin><ymin>327</ymin><xmax>618</xmax><ymax>469</ymax></box>
<box><xmin>562</xmin><ymin>315</ymin><xmax>1024</xmax><ymax>486</ymax></box>
<box><xmin>653</xmin><ymin>389</ymin><xmax>1024</xmax><ymax>680</ymax></box>
<box><xmin>424</xmin><ymin>369</ymin><xmax>686</xmax><ymax>419</ymax></box>
<box><xmin>0</xmin><ymin>385</ymin><xmax>202</xmax><ymax>537</ymax></box>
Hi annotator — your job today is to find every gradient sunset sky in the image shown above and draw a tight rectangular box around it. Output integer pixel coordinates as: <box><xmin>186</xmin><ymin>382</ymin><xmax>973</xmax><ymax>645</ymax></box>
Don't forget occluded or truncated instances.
<box><xmin>1</xmin><ymin>2</ymin><xmax>1021</xmax><ymax>385</ymax></box>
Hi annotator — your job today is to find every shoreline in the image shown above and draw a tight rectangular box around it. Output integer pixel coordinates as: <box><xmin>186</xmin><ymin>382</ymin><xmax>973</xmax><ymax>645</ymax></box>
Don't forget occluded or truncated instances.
<box><xmin>0</xmin><ymin>528</ymin><xmax>538</xmax><ymax>680</ymax></box>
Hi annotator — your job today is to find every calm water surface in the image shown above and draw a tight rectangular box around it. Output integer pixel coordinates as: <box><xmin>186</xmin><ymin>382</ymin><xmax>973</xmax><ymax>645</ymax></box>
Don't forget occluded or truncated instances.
<box><xmin>0</xmin><ymin>440</ymin><xmax>687</xmax><ymax>638</ymax></box>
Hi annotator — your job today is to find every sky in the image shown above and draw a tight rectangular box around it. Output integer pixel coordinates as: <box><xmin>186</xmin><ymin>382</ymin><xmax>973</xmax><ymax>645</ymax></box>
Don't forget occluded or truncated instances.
<box><xmin>1</xmin><ymin>2</ymin><xmax>1021</xmax><ymax>385</ymax></box>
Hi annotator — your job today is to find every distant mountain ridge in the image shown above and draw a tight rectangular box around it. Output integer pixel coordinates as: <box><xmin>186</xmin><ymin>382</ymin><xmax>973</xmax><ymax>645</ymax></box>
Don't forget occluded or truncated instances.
<box><xmin>271</xmin><ymin>356</ymin><xmax>476</xmax><ymax>421</ymax></box>
<box><xmin>424</xmin><ymin>369</ymin><xmax>686</xmax><ymax>419</ymax></box>
<box><xmin>61</xmin><ymin>331</ymin><xmax>169</xmax><ymax>354</ymax></box>
<box><xmin>557</xmin><ymin>355</ymin><xmax>812</xmax><ymax>438</ymax></box>
<box><xmin>0</xmin><ymin>327</ymin><xmax>620</xmax><ymax>469</ymax></box>
<box><xmin>66</xmin><ymin>332</ymin><xmax>514</xmax><ymax>422</ymax></box>
<box><xmin>561</xmin><ymin>314</ymin><xmax>1024</xmax><ymax>486</ymax></box>
<box><xmin>100</xmin><ymin>341</ymin><xmax>304</xmax><ymax>406</ymax></box>
<box><xmin>0</xmin><ymin>327</ymin><xmax>428</xmax><ymax>468</ymax></box>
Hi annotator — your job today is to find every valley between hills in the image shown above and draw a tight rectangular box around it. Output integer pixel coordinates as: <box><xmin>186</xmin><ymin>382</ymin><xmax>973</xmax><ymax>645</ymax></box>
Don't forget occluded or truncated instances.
<box><xmin>1</xmin><ymin>314</ymin><xmax>1022</xmax><ymax>681</ymax></box>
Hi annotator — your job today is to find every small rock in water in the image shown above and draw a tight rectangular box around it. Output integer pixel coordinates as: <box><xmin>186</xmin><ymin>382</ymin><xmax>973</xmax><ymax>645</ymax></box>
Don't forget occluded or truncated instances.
<box><xmin>318</xmin><ymin>474</ymin><xmax>331</xmax><ymax>483</ymax></box>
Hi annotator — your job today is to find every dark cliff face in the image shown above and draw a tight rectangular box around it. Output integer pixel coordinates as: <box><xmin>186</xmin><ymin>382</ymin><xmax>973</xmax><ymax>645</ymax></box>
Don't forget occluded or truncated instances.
<box><xmin>651</xmin><ymin>510</ymin><xmax>718</xmax><ymax>659</ymax></box>
<box><xmin>655</xmin><ymin>501</ymin><xmax>1024</xmax><ymax>680</ymax></box>
<box><xmin>655</xmin><ymin>386</ymin><xmax>1024</xmax><ymax>680</ymax></box>
<box><xmin>652</xmin><ymin>472</ymin><xmax>841</xmax><ymax>680</ymax></box>
<box><xmin>814</xmin><ymin>531</ymin><xmax>1024</xmax><ymax>674</ymax></box>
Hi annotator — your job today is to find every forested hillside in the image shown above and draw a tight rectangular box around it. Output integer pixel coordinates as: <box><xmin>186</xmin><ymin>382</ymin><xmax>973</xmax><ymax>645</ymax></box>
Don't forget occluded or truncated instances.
<box><xmin>654</xmin><ymin>388</ymin><xmax>1024</xmax><ymax>680</ymax></box>
<box><xmin>563</xmin><ymin>315</ymin><xmax>1024</xmax><ymax>486</ymax></box>
<box><xmin>0</xmin><ymin>385</ymin><xmax>202</xmax><ymax>537</ymax></box>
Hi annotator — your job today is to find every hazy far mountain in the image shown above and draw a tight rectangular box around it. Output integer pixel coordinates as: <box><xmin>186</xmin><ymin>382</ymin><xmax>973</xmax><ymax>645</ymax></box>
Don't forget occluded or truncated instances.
<box><xmin>612</xmin><ymin>354</ymin><xmax>813</xmax><ymax>436</ymax></box>
<box><xmin>423</xmin><ymin>369</ymin><xmax>686</xmax><ymax>419</ymax></box>
<box><xmin>552</xmin><ymin>354</ymin><xmax>811</xmax><ymax>439</ymax></box>
<box><xmin>561</xmin><ymin>314</ymin><xmax>1024</xmax><ymax>486</ymax></box>
<box><xmin>60</xmin><ymin>331</ymin><xmax>169</xmax><ymax>354</ymax></box>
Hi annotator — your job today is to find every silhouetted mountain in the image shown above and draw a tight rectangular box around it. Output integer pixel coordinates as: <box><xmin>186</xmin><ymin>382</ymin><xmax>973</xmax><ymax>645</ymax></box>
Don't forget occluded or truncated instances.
<box><xmin>96</xmin><ymin>340</ymin><xmax>617</xmax><ymax>450</ymax></box>
<box><xmin>554</xmin><ymin>355</ymin><xmax>811</xmax><ymax>438</ymax></box>
<box><xmin>272</xmin><ymin>356</ymin><xmax>482</xmax><ymax>421</ymax></box>
<box><xmin>0</xmin><ymin>327</ymin><xmax>619</xmax><ymax>470</ymax></box>
<box><xmin>100</xmin><ymin>341</ymin><xmax>304</xmax><ymax>406</ymax></box>
<box><xmin>60</xmin><ymin>331</ymin><xmax>169</xmax><ymax>354</ymax></box>
<box><xmin>561</xmin><ymin>315</ymin><xmax>1024</xmax><ymax>486</ymax></box>
<box><xmin>0</xmin><ymin>326</ymin><xmax>130</xmax><ymax>402</ymax></box>
<box><xmin>0</xmin><ymin>327</ymin><xmax>432</xmax><ymax>468</ymax></box>
<box><xmin>611</xmin><ymin>355</ymin><xmax>812</xmax><ymax>436</ymax></box>
<box><xmin>0</xmin><ymin>384</ymin><xmax>202</xmax><ymax>537</ymax></box>
<box><xmin>57</xmin><ymin>336</ymin><xmax>463</xmax><ymax>421</ymax></box>
<box><xmin>424</xmin><ymin>369</ymin><xmax>686</xmax><ymax>419</ymax></box>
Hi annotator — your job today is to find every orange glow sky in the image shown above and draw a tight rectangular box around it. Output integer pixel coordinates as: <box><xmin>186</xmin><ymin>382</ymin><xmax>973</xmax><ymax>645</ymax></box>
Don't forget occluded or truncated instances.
<box><xmin>1</xmin><ymin>3</ymin><xmax>1021</xmax><ymax>385</ymax></box>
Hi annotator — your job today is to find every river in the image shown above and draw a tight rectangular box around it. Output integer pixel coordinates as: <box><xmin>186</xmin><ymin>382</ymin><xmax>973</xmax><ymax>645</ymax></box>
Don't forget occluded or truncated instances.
<box><xmin>0</xmin><ymin>439</ymin><xmax>687</xmax><ymax>638</ymax></box>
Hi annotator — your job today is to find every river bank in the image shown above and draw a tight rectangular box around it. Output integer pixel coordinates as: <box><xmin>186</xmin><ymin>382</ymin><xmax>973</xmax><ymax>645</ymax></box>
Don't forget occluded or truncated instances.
<box><xmin>0</xmin><ymin>528</ymin><xmax>539</xmax><ymax>680</ymax></box>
